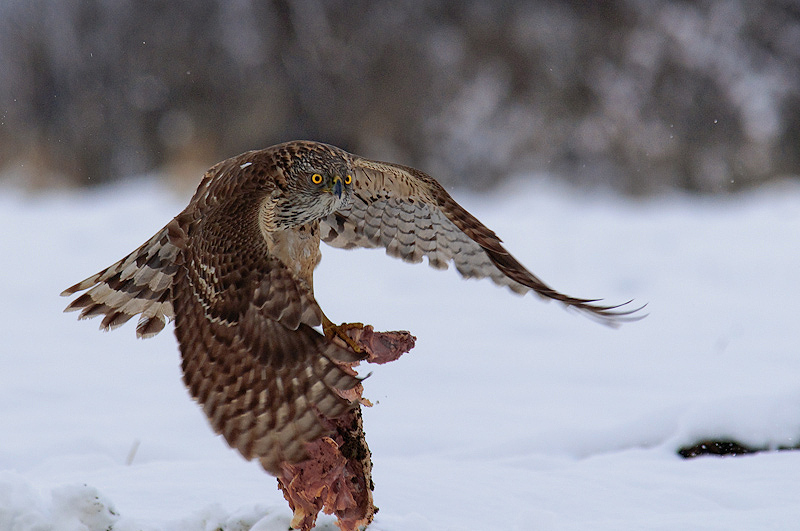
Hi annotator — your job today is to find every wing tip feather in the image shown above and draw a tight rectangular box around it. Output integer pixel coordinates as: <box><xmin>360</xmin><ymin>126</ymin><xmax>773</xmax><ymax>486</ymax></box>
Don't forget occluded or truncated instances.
<box><xmin>60</xmin><ymin>276</ymin><xmax>98</xmax><ymax>297</ymax></box>
<box><xmin>136</xmin><ymin>315</ymin><xmax>167</xmax><ymax>338</ymax></box>
<box><xmin>566</xmin><ymin>299</ymin><xmax>648</xmax><ymax>328</ymax></box>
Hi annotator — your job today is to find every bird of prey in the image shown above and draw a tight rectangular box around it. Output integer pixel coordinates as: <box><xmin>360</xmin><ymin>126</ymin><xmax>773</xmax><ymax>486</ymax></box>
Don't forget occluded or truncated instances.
<box><xmin>62</xmin><ymin>140</ymin><xmax>638</xmax><ymax>474</ymax></box>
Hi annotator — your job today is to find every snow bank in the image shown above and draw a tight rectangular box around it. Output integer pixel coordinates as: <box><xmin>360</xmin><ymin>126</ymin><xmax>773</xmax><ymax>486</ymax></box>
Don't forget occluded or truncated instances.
<box><xmin>1</xmin><ymin>178</ymin><xmax>799</xmax><ymax>529</ymax></box>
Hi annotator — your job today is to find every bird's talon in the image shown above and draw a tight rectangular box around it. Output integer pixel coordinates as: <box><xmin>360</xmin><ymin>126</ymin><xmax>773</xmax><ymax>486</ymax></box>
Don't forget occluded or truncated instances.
<box><xmin>323</xmin><ymin>320</ymin><xmax>365</xmax><ymax>353</ymax></box>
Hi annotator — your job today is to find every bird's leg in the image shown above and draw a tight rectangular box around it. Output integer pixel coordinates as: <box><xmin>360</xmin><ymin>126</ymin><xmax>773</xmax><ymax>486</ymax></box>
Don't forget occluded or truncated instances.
<box><xmin>322</xmin><ymin>314</ymin><xmax>364</xmax><ymax>353</ymax></box>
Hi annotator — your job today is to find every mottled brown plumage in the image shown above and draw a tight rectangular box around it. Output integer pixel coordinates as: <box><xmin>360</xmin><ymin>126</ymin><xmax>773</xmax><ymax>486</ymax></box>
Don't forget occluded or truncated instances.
<box><xmin>62</xmin><ymin>140</ymin><xmax>639</xmax><ymax>475</ymax></box>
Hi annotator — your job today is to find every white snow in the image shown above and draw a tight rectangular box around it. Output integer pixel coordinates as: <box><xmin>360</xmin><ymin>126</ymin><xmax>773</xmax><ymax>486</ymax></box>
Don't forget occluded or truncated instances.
<box><xmin>1</xmin><ymin>176</ymin><xmax>799</xmax><ymax>530</ymax></box>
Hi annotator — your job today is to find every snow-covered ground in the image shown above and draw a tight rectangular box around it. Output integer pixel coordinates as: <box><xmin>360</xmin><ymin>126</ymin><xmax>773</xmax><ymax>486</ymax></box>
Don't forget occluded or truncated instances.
<box><xmin>1</xmin><ymin>176</ymin><xmax>799</xmax><ymax>530</ymax></box>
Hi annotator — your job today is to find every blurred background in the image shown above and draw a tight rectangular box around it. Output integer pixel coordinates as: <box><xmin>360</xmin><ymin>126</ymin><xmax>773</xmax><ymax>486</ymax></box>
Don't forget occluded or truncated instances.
<box><xmin>1</xmin><ymin>0</ymin><xmax>798</xmax><ymax>194</ymax></box>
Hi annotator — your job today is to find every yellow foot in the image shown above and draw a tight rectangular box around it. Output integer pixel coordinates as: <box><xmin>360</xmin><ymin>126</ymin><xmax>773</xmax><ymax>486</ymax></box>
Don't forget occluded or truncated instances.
<box><xmin>323</xmin><ymin>318</ymin><xmax>364</xmax><ymax>353</ymax></box>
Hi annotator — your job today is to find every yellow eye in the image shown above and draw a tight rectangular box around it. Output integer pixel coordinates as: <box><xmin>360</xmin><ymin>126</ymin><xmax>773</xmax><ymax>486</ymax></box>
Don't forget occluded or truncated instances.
<box><xmin>344</xmin><ymin>174</ymin><xmax>352</xmax><ymax>185</ymax></box>
<box><xmin>311</xmin><ymin>173</ymin><xmax>323</xmax><ymax>185</ymax></box>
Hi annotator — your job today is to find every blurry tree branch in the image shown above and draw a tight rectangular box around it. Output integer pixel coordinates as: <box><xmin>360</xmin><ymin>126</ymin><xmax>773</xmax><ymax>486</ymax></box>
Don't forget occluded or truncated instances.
<box><xmin>0</xmin><ymin>0</ymin><xmax>798</xmax><ymax>193</ymax></box>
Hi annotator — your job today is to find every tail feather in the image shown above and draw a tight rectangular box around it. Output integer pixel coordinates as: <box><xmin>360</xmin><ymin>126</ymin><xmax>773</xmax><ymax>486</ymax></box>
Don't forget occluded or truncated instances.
<box><xmin>62</xmin><ymin>225</ymin><xmax>180</xmax><ymax>338</ymax></box>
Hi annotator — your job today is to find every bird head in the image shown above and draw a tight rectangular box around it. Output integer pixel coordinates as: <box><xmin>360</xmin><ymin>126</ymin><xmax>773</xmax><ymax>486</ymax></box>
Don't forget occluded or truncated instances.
<box><xmin>273</xmin><ymin>141</ymin><xmax>355</xmax><ymax>228</ymax></box>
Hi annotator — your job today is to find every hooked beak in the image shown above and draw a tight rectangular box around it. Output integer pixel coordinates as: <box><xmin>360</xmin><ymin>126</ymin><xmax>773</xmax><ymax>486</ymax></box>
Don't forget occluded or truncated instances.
<box><xmin>331</xmin><ymin>175</ymin><xmax>343</xmax><ymax>198</ymax></box>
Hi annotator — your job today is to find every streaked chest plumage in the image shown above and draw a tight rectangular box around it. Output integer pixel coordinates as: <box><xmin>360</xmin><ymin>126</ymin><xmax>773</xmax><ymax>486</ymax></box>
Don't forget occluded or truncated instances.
<box><xmin>264</xmin><ymin>222</ymin><xmax>322</xmax><ymax>291</ymax></box>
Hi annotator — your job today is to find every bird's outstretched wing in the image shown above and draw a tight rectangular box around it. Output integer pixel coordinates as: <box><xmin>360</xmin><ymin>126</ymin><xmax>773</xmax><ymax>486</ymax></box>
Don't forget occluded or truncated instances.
<box><xmin>61</xmin><ymin>223</ymin><xmax>181</xmax><ymax>338</ymax></box>
<box><xmin>172</xmin><ymin>210</ymin><xmax>366</xmax><ymax>473</ymax></box>
<box><xmin>61</xmin><ymin>151</ymin><xmax>368</xmax><ymax>474</ymax></box>
<box><xmin>321</xmin><ymin>156</ymin><xmax>641</xmax><ymax>325</ymax></box>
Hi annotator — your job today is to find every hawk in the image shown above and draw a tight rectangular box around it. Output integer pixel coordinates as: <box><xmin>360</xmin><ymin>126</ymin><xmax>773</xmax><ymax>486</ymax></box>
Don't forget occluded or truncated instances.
<box><xmin>62</xmin><ymin>140</ymin><xmax>637</xmax><ymax>475</ymax></box>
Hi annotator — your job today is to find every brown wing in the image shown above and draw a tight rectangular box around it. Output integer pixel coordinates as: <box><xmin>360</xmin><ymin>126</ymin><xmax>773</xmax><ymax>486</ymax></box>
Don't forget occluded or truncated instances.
<box><xmin>172</xmin><ymin>203</ymin><xmax>365</xmax><ymax>475</ymax></box>
<box><xmin>61</xmin><ymin>223</ymin><xmax>181</xmax><ymax>338</ymax></box>
<box><xmin>321</xmin><ymin>156</ymin><xmax>641</xmax><ymax>325</ymax></box>
<box><xmin>62</xmin><ymin>148</ymin><xmax>367</xmax><ymax>475</ymax></box>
